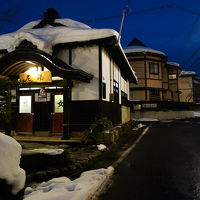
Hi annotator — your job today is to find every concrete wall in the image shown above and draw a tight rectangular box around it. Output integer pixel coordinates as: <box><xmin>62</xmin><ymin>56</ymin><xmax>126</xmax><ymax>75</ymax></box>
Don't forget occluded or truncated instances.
<box><xmin>179</xmin><ymin>76</ymin><xmax>194</xmax><ymax>103</ymax></box>
<box><xmin>132</xmin><ymin>110</ymin><xmax>194</xmax><ymax>120</ymax></box>
<box><xmin>121</xmin><ymin>106</ymin><xmax>131</xmax><ymax>124</ymax></box>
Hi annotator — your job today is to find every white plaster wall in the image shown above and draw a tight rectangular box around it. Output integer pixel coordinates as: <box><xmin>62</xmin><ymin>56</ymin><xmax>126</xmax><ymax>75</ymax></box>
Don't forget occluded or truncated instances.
<box><xmin>110</xmin><ymin>60</ymin><xmax>114</xmax><ymax>94</ymax></box>
<box><xmin>121</xmin><ymin>105</ymin><xmax>131</xmax><ymax>123</ymax></box>
<box><xmin>114</xmin><ymin>62</ymin><xmax>119</xmax><ymax>82</ymax></box>
<box><xmin>54</xmin><ymin>49</ymin><xmax>70</xmax><ymax>65</ymax></box>
<box><xmin>113</xmin><ymin>62</ymin><xmax>121</xmax><ymax>104</ymax></box>
<box><xmin>102</xmin><ymin>49</ymin><xmax>111</xmax><ymax>101</ymax></box>
<box><xmin>71</xmin><ymin>45</ymin><xmax>99</xmax><ymax>100</ymax></box>
<box><xmin>127</xmin><ymin>80</ymin><xmax>130</xmax><ymax>100</ymax></box>
<box><xmin>121</xmin><ymin>77</ymin><xmax>125</xmax><ymax>92</ymax></box>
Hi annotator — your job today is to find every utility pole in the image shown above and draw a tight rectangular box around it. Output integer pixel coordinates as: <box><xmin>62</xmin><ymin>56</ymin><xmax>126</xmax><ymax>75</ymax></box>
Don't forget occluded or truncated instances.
<box><xmin>118</xmin><ymin>5</ymin><xmax>128</xmax><ymax>44</ymax></box>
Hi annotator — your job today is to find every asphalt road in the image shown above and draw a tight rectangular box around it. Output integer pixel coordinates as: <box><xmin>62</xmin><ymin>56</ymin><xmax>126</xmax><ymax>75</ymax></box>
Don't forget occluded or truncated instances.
<box><xmin>102</xmin><ymin>118</ymin><xmax>200</xmax><ymax>200</ymax></box>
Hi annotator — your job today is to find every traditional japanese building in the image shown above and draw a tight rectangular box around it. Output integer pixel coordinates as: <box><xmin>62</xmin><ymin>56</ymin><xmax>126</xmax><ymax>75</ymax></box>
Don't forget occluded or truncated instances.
<box><xmin>0</xmin><ymin>9</ymin><xmax>137</xmax><ymax>137</ymax></box>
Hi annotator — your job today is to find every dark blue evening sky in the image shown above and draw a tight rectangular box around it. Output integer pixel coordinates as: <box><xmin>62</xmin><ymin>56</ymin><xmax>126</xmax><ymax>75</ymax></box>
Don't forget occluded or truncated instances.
<box><xmin>1</xmin><ymin>0</ymin><xmax>200</xmax><ymax>75</ymax></box>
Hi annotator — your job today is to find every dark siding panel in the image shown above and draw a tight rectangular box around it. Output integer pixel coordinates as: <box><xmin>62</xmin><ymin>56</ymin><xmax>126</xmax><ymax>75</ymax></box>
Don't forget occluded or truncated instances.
<box><xmin>70</xmin><ymin>100</ymin><xmax>99</xmax><ymax>131</ymax></box>
<box><xmin>70</xmin><ymin>100</ymin><xmax>121</xmax><ymax>131</ymax></box>
<box><xmin>99</xmin><ymin>101</ymin><xmax>121</xmax><ymax>125</ymax></box>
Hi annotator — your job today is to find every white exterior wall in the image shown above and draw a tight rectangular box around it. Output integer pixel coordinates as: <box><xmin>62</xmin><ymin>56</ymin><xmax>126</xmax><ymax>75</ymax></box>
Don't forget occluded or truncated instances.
<box><xmin>127</xmin><ymin>80</ymin><xmax>130</xmax><ymax>100</ymax></box>
<box><xmin>102</xmin><ymin>49</ymin><xmax>111</xmax><ymax>101</ymax></box>
<box><xmin>54</xmin><ymin>49</ymin><xmax>70</xmax><ymax>65</ymax></box>
<box><xmin>121</xmin><ymin>77</ymin><xmax>125</xmax><ymax>92</ymax></box>
<box><xmin>110</xmin><ymin>59</ymin><xmax>114</xmax><ymax>94</ymax></box>
<box><xmin>55</xmin><ymin>45</ymin><xmax>130</xmax><ymax>104</ymax></box>
<box><xmin>71</xmin><ymin>45</ymin><xmax>99</xmax><ymax>100</ymax></box>
<box><xmin>113</xmin><ymin>62</ymin><xmax>121</xmax><ymax>104</ymax></box>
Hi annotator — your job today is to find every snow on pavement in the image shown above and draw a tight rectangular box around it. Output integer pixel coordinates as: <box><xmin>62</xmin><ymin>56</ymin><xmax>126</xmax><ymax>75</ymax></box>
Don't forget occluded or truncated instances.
<box><xmin>26</xmin><ymin>148</ymin><xmax>64</xmax><ymax>155</ymax></box>
<box><xmin>132</xmin><ymin>118</ymin><xmax>159</xmax><ymax>122</ymax></box>
<box><xmin>0</xmin><ymin>132</ymin><xmax>26</xmax><ymax>194</ymax></box>
<box><xmin>23</xmin><ymin>167</ymin><xmax>114</xmax><ymax>200</ymax></box>
<box><xmin>194</xmin><ymin>112</ymin><xmax>200</xmax><ymax>117</ymax></box>
<box><xmin>132</xmin><ymin>123</ymin><xmax>146</xmax><ymax>130</ymax></box>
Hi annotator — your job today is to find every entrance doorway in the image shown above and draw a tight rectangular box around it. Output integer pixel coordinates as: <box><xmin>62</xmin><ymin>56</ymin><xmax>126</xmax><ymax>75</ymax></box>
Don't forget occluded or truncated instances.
<box><xmin>34</xmin><ymin>102</ymin><xmax>51</xmax><ymax>131</ymax></box>
<box><xmin>18</xmin><ymin>94</ymin><xmax>33</xmax><ymax>133</ymax></box>
<box><xmin>52</xmin><ymin>93</ymin><xmax>63</xmax><ymax>134</ymax></box>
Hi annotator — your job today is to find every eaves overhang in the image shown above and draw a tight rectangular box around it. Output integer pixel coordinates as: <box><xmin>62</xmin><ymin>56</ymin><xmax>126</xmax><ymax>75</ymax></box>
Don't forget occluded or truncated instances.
<box><xmin>0</xmin><ymin>49</ymin><xmax>93</xmax><ymax>83</ymax></box>
<box><xmin>53</xmin><ymin>36</ymin><xmax>138</xmax><ymax>84</ymax></box>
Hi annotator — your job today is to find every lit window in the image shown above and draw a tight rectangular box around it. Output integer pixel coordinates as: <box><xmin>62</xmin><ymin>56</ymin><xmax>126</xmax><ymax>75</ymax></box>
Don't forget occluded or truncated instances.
<box><xmin>168</xmin><ymin>69</ymin><xmax>177</xmax><ymax>79</ymax></box>
<box><xmin>54</xmin><ymin>95</ymin><xmax>63</xmax><ymax>113</ymax></box>
<box><xmin>19</xmin><ymin>96</ymin><xmax>31</xmax><ymax>113</ymax></box>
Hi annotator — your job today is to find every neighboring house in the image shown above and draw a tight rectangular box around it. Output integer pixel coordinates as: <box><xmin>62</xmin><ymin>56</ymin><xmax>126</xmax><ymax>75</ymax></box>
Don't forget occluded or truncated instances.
<box><xmin>124</xmin><ymin>38</ymin><xmax>184</xmax><ymax>111</ymax></box>
<box><xmin>178</xmin><ymin>71</ymin><xmax>200</xmax><ymax>103</ymax></box>
<box><xmin>0</xmin><ymin>9</ymin><xmax>137</xmax><ymax>138</ymax></box>
<box><xmin>166</xmin><ymin>62</ymin><xmax>182</xmax><ymax>102</ymax></box>
<box><xmin>124</xmin><ymin>38</ymin><xmax>167</xmax><ymax>110</ymax></box>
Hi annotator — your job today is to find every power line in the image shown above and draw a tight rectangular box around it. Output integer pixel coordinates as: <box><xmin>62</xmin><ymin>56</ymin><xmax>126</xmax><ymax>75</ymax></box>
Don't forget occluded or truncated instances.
<box><xmin>182</xmin><ymin>46</ymin><xmax>200</xmax><ymax>68</ymax></box>
<box><xmin>174</xmin><ymin>15</ymin><xmax>200</xmax><ymax>60</ymax></box>
<box><xmin>81</xmin><ymin>3</ymin><xmax>200</xmax><ymax>23</ymax></box>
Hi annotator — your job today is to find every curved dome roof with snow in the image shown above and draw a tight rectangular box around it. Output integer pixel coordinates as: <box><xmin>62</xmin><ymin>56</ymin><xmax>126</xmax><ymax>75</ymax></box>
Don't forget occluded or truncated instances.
<box><xmin>0</xmin><ymin>18</ymin><xmax>118</xmax><ymax>55</ymax></box>
<box><xmin>18</xmin><ymin>18</ymin><xmax>91</xmax><ymax>31</ymax></box>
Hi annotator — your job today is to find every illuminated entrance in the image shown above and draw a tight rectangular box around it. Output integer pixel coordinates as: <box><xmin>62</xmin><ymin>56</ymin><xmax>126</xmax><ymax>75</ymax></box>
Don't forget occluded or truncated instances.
<box><xmin>0</xmin><ymin>48</ymin><xmax>93</xmax><ymax>138</ymax></box>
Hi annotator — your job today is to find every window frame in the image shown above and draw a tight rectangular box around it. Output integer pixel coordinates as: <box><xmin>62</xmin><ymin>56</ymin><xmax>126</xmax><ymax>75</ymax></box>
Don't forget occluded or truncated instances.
<box><xmin>149</xmin><ymin>62</ymin><xmax>159</xmax><ymax>75</ymax></box>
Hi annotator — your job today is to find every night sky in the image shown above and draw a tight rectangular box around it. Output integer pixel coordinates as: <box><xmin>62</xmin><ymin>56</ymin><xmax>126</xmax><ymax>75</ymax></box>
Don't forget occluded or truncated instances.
<box><xmin>1</xmin><ymin>0</ymin><xmax>200</xmax><ymax>75</ymax></box>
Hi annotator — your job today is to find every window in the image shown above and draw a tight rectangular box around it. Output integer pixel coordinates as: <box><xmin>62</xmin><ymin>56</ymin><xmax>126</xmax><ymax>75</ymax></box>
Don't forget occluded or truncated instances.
<box><xmin>113</xmin><ymin>81</ymin><xmax>119</xmax><ymax>93</ymax></box>
<box><xmin>102</xmin><ymin>82</ymin><xmax>106</xmax><ymax>99</ymax></box>
<box><xmin>149</xmin><ymin>62</ymin><xmax>159</xmax><ymax>74</ymax></box>
<box><xmin>168</xmin><ymin>69</ymin><xmax>177</xmax><ymax>79</ymax></box>
<box><xmin>121</xmin><ymin>91</ymin><xmax>127</xmax><ymax>99</ymax></box>
<box><xmin>150</xmin><ymin>90</ymin><xmax>160</xmax><ymax>101</ymax></box>
<box><xmin>19</xmin><ymin>96</ymin><xmax>32</xmax><ymax>113</ymax></box>
<box><xmin>54</xmin><ymin>94</ymin><xmax>63</xmax><ymax>113</ymax></box>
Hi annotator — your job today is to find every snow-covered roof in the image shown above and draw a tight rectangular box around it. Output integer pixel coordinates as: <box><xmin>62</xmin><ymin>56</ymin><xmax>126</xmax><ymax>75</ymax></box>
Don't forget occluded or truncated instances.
<box><xmin>124</xmin><ymin>45</ymin><xmax>166</xmax><ymax>56</ymax></box>
<box><xmin>0</xmin><ymin>18</ymin><xmax>118</xmax><ymax>55</ymax></box>
<box><xmin>167</xmin><ymin>62</ymin><xmax>180</xmax><ymax>67</ymax></box>
<box><xmin>179</xmin><ymin>70</ymin><xmax>196</xmax><ymax>77</ymax></box>
<box><xmin>18</xmin><ymin>18</ymin><xmax>91</xmax><ymax>31</ymax></box>
<box><xmin>0</xmin><ymin>17</ymin><xmax>137</xmax><ymax>83</ymax></box>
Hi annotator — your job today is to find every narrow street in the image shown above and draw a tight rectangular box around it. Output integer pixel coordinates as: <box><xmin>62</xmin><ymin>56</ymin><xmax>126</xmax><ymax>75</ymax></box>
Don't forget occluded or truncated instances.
<box><xmin>102</xmin><ymin>118</ymin><xmax>200</xmax><ymax>200</ymax></box>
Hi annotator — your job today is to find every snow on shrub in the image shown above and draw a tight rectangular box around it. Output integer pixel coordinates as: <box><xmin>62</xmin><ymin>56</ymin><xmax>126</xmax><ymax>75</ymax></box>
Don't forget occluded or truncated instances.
<box><xmin>0</xmin><ymin>132</ymin><xmax>26</xmax><ymax>194</ymax></box>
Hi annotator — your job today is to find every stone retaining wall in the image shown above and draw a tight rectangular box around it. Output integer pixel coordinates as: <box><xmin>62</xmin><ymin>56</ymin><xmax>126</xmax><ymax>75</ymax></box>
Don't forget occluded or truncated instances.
<box><xmin>103</xmin><ymin>121</ymin><xmax>137</xmax><ymax>145</ymax></box>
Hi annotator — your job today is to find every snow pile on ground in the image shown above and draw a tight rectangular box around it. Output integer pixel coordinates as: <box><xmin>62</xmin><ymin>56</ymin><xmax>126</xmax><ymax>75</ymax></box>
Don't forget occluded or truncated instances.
<box><xmin>27</xmin><ymin>148</ymin><xmax>64</xmax><ymax>155</ymax></box>
<box><xmin>132</xmin><ymin>123</ymin><xmax>146</xmax><ymax>130</ymax></box>
<box><xmin>23</xmin><ymin>167</ymin><xmax>114</xmax><ymax>200</ymax></box>
<box><xmin>0</xmin><ymin>132</ymin><xmax>26</xmax><ymax>194</ymax></box>
<box><xmin>194</xmin><ymin>112</ymin><xmax>200</xmax><ymax>117</ymax></box>
<box><xmin>97</xmin><ymin>144</ymin><xmax>107</xmax><ymax>151</ymax></box>
<box><xmin>0</xmin><ymin>18</ymin><xmax>118</xmax><ymax>55</ymax></box>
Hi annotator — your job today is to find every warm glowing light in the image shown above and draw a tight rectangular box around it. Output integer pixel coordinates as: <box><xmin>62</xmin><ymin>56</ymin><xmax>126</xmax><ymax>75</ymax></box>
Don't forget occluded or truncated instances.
<box><xmin>25</xmin><ymin>67</ymin><xmax>38</xmax><ymax>77</ymax></box>
<box><xmin>20</xmin><ymin>66</ymin><xmax>52</xmax><ymax>83</ymax></box>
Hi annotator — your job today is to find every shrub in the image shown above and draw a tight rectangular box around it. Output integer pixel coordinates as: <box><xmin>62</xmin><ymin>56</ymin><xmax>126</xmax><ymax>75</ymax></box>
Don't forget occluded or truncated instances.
<box><xmin>82</xmin><ymin>117</ymin><xmax>112</xmax><ymax>144</ymax></box>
